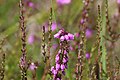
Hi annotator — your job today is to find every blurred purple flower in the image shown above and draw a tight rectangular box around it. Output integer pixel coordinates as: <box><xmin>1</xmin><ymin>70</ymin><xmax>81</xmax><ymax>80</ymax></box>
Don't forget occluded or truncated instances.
<box><xmin>75</xmin><ymin>33</ymin><xmax>80</xmax><ymax>38</ymax></box>
<box><xmin>28</xmin><ymin>2</ymin><xmax>34</xmax><ymax>8</ymax></box>
<box><xmin>51</xmin><ymin>66</ymin><xmax>55</xmax><ymax>72</ymax></box>
<box><xmin>51</xmin><ymin>22</ymin><xmax>57</xmax><ymax>31</ymax></box>
<box><xmin>60</xmin><ymin>36</ymin><xmax>65</xmax><ymax>41</ymax></box>
<box><xmin>80</xmin><ymin>19</ymin><xmax>85</xmax><ymax>24</ymax></box>
<box><xmin>29</xmin><ymin>63</ymin><xmax>37</xmax><ymax>71</ymax></box>
<box><xmin>28</xmin><ymin>34</ymin><xmax>35</xmax><ymax>44</ymax></box>
<box><xmin>57</xmin><ymin>0</ymin><xmax>71</xmax><ymax>5</ymax></box>
<box><xmin>117</xmin><ymin>0</ymin><xmax>120</xmax><ymax>4</ymax></box>
<box><xmin>86</xmin><ymin>29</ymin><xmax>92</xmax><ymax>38</ymax></box>
<box><xmin>86</xmin><ymin>53</ymin><xmax>90</xmax><ymax>59</ymax></box>
<box><xmin>52</xmin><ymin>44</ymin><xmax>58</xmax><ymax>49</ymax></box>
<box><xmin>69</xmin><ymin>46</ymin><xmax>73</xmax><ymax>51</ymax></box>
<box><xmin>44</xmin><ymin>22</ymin><xmax>58</xmax><ymax>32</ymax></box>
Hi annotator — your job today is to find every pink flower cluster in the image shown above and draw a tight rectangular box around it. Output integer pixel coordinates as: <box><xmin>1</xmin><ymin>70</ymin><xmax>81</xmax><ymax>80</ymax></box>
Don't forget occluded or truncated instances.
<box><xmin>51</xmin><ymin>50</ymin><xmax>68</xmax><ymax>80</ymax></box>
<box><xmin>54</xmin><ymin>29</ymin><xmax>74</xmax><ymax>41</ymax></box>
<box><xmin>51</xmin><ymin>29</ymin><xmax>74</xmax><ymax>80</ymax></box>
<box><xmin>56</xmin><ymin>0</ymin><xmax>71</xmax><ymax>5</ymax></box>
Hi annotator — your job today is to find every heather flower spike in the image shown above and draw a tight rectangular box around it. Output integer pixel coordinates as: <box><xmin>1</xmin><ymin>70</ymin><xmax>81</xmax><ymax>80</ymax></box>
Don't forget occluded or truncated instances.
<box><xmin>51</xmin><ymin>29</ymin><xmax>74</xmax><ymax>80</ymax></box>
<box><xmin>19</xmin><ymin>0</ymin><xmax>29</xmax><ymax>79</ymax></box>
<box><xmin>76</xmin><ymin>0</ymin><xmax>90</xmax><ymax>80</ymax></box>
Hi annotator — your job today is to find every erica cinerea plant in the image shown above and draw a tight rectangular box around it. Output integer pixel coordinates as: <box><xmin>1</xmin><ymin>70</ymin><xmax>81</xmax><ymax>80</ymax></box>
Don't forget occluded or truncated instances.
<box><xmin>1</xmin><ymin>0</ymin><xmax>120</xmax><ymax>80</ymax></box>
<box><xmin>19</xmin><ymin>0</ymin><xmax>30</xmax><ymax>80</ymax></box>
<box><xmin>41</xmin><ymin>7</ymin><xmax>53</xmax><ymax>80</ymax></box>
<box><xmin>75</xmin><ymin>0</ymin><xmax>90</xmax><ymax>80</ymax></box>
<box><xmin>51</xmin><ymin>29</ymin><xmax>74</xmax><ymax>80</ymax></box>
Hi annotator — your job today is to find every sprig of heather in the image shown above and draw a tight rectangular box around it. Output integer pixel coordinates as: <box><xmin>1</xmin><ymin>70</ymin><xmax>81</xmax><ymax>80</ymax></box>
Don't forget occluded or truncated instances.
<box><xmin>42</xmin><ymin>26</ymin><xmax>47</xmax><ymax>62</ymax></box>
<box><xmin>19</xmin><ymin>0</ymin><xmax>29</xmax><ymax>80</ymax></box>
<box><xmin>0</xmin><ymin>38</ymin><xmax>6</xmax><ymax>80</ymax></box>
<box><xmin>96</xmin><ymin>5</ymin><xmax>103</xmax><ymax>80</ymax></box>
<box><xmin>89</xmin><ymin>5</ymin><xmax>102</xmax><ymax>80</ymax></box>
<box><xmin>75</xmin><ymin>0</ymin><xmax>90</xmax><ymax>80</ymax></box>
<box><xmin>77</xmin><ymin>36</ymin><xmax>84</xmax><ymax>80</ymax></box>
<box><xmin>51</xmin><ymin>29</ymin><xmax>74</xmax><ymax>80</ymax></box>
<box><xmin>41</xmin><ymin>8</ymin><xmax>53</xmax><ymax>80</ymax></box>
<box><xmin>47</xmin><ymin>7</ymin><xmax>52</xmax><ymax>68</ymax></box>
<box><xmin>105</xmin><ymin>0</ymin><xmax>114</xmax><ymax>40</ymax></box>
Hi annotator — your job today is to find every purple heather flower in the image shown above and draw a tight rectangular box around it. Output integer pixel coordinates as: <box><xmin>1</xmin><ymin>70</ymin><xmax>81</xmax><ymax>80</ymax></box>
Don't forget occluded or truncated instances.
<box><xmin>117</xmin><ymin>0</ymin><xmax>120</xmax><ymax>4</ymax></box>
<box><xmin>54</xmin><ymin>33</ymin><xmax>60</xmax><ymax>38</ymax></box>
<box><xmin>51</xmin><ymin>29</ymin><xmax>74</xmax><ymax>80</ymax></box>
<box><xmin>58</xmin><ymin>50</ymin><xmax>61</xmax><ymax>54</ymax></box>
<box><xmin>68</xmin><ymin>33</ymin><xmax>74</xmax><ymax>40</ymax></box>
<box><xmin>54</xmin><ymin>29</ymin><xmax>74</xmax><ymax>41</ymax></box>
<box><xmin>61</xmin><ymin>64</ymin><xmax>65</xmax><ymax>70</ymax></box>
<box><xmin>51</xmin><ymin>22</ymin><xmax>57</xmax><ymax>31</ymax></box>
<box><xmin>55</xmin><ymin>54</ymin><xmax>60</xmax><ymax>62</ymax></box>
<box><xmin>64</xmin><ymin>50</ymin><xmax>67</xmax><ymax>54</ymax></box>
<box><xmin>69</xmin><ymin>46</ymin><xmax>73</xmax><ymax>51</ymax></box>
<box><xmin>56</xmin><ymin>78</ymin><xmax>61</xmax><ymax>80</ymax></box>
<box><xmin>54</xmin><ymin>30</ymin><xmax>63</xmax><ymax>38</ymax></box>
<box><xmin>64</xmin><ymin>35</ymin><xmax>69</xmax><ymax>40</ymax></box>
<box><xmin>28</xmin><ymin>2</ymin><xmax>34</xmax><ymax>8</ymax></box>
<box><xmin>86</xmin><ymin>53</ymin><xmax>90</xmax><ymax>59</ymax></box>
<box><xmin>29</xmin><ymin>63</ymin><xmax>37</xmax><ymax>71</ymax></box>
<box><xmin>53</xmin><ymin>69</ymin><xmax>57</xmax><ymax>75</ymax></box>
<box><xmin>57</xmin><ymin>0</ymin><xmax>71</xmax><ymax>5</ymax></box>
<box><xmin>28</xmin><ymin>34</ymin><xmax>35</xmax><ymax>44</ymax></box>
<box><xmin>51</xmin><ymin>66</ymin><xmax>55</xmax><ymax>72</ymax></box>
<box><xmin>44</xmin><ymin>22</ymin><xmax>58</xmax><ymax>33</ymax></box>
<box><xmin>63</xmin><ymin>58</ymin><xmax>67</xmax><ymax>63</ymax></box>
<box><xmin>75</xmin><ymin>33</ymin><xmax>80</xmax><ymax>38</ymax></box>
<box><xmin>58</xmin><ymin>29</ymin><xmax>63</xmax><ymax>34</ymax></box>
<box><xmin>56</xmin><ymin>63</ymin><xmax>60</xmax><ymax>71</ymax></box>
<box><xmin>86</xmin><ymin>29</ymin><xmax>92</xmax><ymax>38</ymax></box>
<box><xmin>52</xmin><ymin>44</ymin><xmax>58</xmax><ymax>49</ymax></box>
<box><xmin>60</xmin><ymin>36</ymin><xmax>65</xmax><ymax>41</ymax></box>
<box><xmin>80</xmin><ymin>19</ymin><xmax>85</xmax><ymax>24</ymax></box>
